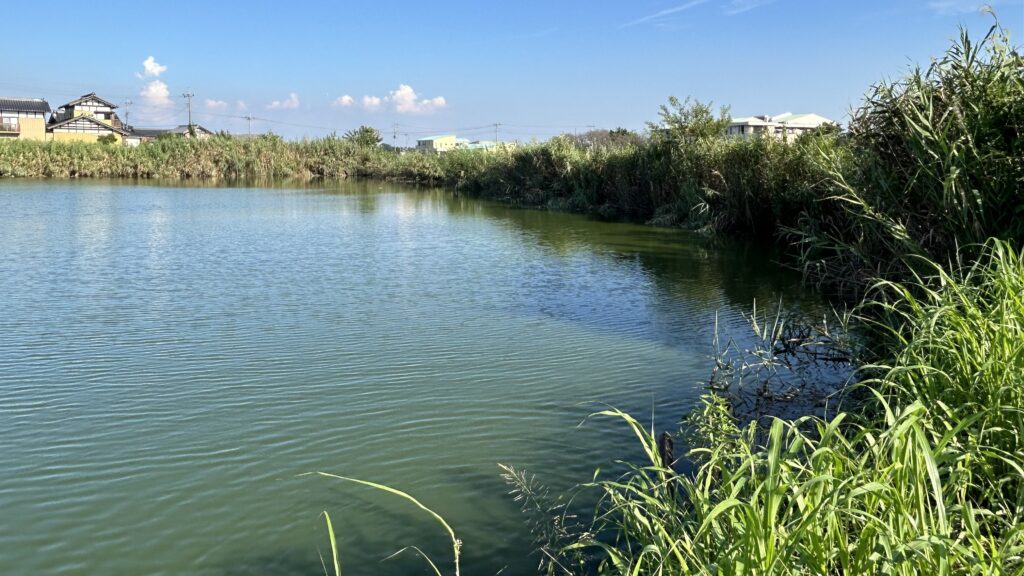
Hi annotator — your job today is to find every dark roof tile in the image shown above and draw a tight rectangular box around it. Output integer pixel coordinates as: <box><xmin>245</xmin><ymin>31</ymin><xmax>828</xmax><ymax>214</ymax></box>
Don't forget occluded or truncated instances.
<box><xmin>0</xmin><ymin>97</ymin><xmax>52</xmax><ymax>114</ymax></box>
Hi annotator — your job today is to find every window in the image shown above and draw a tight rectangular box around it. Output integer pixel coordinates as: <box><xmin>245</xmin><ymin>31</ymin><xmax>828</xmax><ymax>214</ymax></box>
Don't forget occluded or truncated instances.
<box><xmin>0</xmin><ymin>114</ymin><xmax>19</xmax><ymax>132</ymax></box>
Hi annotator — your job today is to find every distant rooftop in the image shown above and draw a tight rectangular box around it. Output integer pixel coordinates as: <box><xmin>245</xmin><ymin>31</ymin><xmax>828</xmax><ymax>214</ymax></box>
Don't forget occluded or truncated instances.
<box><xmin>60</xmin><ymin>92</ymin><xmax>118</xmax><ymax>109</ymax></box>
<box><xmin>730</xmin><ymin>112</ymin><xmax>834</xmax><ymax>127</ymax></box>
<box><xmin>0</xmin><ymin>97</ymin><xmax>51</xmax><ymax>114</ymax></box>
<box><xmin>417</xmin><ymin>134</ymin><xmax>456</xmax><ymax>141</ymax></box>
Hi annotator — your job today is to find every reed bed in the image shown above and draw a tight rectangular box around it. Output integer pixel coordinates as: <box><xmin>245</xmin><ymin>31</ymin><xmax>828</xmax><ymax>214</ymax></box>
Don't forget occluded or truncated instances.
<box><xmin>498</xmin><ymin>21</ymin><xmax>1024</xmax><ymax>576</ymax></box>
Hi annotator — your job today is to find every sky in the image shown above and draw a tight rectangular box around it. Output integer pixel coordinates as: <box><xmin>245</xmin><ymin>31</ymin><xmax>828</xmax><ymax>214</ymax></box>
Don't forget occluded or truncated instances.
<box><xmin>3</xmin><ymin>1</ymin><xmax>1020</xmax><ymax>141</ymax></box>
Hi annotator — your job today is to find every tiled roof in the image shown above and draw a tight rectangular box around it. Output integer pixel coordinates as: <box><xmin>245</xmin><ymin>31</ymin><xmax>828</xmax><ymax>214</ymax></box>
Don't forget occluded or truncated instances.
<box><xmin>0</xmin><ymin>97</ymin><xmax>51</xmax><ymax>114</ymax></box>
<box><xmin>47</xmin><ymin>114</ymin><xmax>129</xmax><ymax>135</ymax></box>
<box><xmin>164</xmin><ymin>124</ymin><xmax>213</xmax><ymax>135</ymax></box>
<box><xmin>62</xmin><ymin>92</ymin><xmax>118</xmax><ymax>109</ymax></box>
<box><xmin>129</xmin><ymin>128</ymin><xmax>167</xmax><ymax>138</ymax></box>
<box><xmin>128</xmin><ymin>124</ymin><xmax>214</xmax><ymax>138</ymax></box>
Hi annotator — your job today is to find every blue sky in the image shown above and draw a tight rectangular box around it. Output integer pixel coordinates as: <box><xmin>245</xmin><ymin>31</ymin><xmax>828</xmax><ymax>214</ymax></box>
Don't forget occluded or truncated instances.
<box><xmin>3</xmin><ymin>1</ymin><xmax>1020</xmax><ymax>141</ymax></box>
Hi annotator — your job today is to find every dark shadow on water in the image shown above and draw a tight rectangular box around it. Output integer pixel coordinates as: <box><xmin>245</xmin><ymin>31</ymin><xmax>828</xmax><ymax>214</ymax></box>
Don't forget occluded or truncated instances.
<box><xmin>215</xmin><ymin>550</ymin><xmax>323</xmax><ymax>576</ymax></box>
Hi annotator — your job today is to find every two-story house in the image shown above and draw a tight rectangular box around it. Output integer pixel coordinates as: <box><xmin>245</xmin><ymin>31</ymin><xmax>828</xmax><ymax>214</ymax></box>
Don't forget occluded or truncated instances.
<box><xmin>46</xmin><ymin>93</ymin><xmax>130</xmax><ymax>143</ymax></box>
<box><xmin>0</xmin><ymin>97</ymin><xmax>51</xmax><ymax>141</ymax></box>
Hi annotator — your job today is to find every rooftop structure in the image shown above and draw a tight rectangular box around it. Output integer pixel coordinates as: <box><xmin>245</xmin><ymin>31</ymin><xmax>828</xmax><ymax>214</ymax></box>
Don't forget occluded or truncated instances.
<box><xmin>727</xmin><ymin>112</ymin><xmax>836</xmax><ymax>139</ymax></box>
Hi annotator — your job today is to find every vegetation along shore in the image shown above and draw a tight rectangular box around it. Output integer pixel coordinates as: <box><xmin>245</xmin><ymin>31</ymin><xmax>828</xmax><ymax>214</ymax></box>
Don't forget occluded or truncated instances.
<box><xmin>3</xmin><ymin>16</ymin><xmax>1022</xmax><ymax>576</ymax></box>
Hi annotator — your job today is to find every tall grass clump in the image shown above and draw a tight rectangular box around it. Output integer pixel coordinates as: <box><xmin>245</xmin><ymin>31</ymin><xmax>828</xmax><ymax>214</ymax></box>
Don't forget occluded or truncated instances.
<box><xmin>866</xmin><ymin>239</ymin><xmax>1024</xmax><ymax>500</ymax></box>
<box><xmin>501</xmin><ymin>21</ymin><xmax>1024</xmax><ymax>574</ymax></box>
<box><xmin>541</xmin><ymin>392</ymin><xmax>1023</xmax><ymax>575</ymax></box>
<box><xmin>509</xmin><ymin>241</ymin><xmax>1024</xmax><ymax>574</ymax></box>
<box><xmin>794</xmin><ymin>20</ymin><xmax>1024</xmax><ymax>291</ymax></box>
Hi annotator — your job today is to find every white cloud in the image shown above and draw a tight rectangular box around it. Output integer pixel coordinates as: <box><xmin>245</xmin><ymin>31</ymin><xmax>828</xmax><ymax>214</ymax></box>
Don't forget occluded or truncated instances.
<box><xmin>389</xmin><ymin>84</ymin><xmax>447</xmax><ymax>114</ymax></box>
<box><xmin>267</xmin><ymin>93</ymin><xmax>300</xmax><ymax>109</ymax></box>
<box><xmin>928</xmin><ymin>0</ymin><xmax>999</xmax><ymax>14</ymax></box>
<box><xmin>724</xmin><ymin>0</ymin><xmax>777</xmax><ymax>15</ymax></box>
<box><xmin>236</xmin><ymin>100</ymin><xmax>248</xmax><ymax>111</ymax></box>
<box><xmin>332</xmin><ymin>95</ymin><xmax>355</xmax><ymax>108</ymax></box>
<box><xmin>140</xmin><ymin>80</ymin><xmax>172</xmax><ymax>107</ymax></box>
<box><xmin>204</xmin><ymin>99</ymin><xmax>227</xmax><ymax>110</ymax></box>
<box><xmin>620</xmin><ymin>0</ymin><xmax>709</xmax><ymax>28</ymax></box>
<box><xmin>136</xmin><ymin>56</ymin><xmax>167</xmax><ymax>78</ymax></box>
<box><xmin>361</xmin><ymin>95</ymin><xmax>383</xmax><ymax>111</ymax></box>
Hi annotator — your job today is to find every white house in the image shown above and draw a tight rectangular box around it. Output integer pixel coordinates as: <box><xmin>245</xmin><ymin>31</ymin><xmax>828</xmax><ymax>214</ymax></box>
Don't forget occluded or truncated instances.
<box><xmin>727</xmin><ymin>112</ymin><xmax>836</xmax><ymax>140</ymax></box>
<box><xmin>416</xmin><ymin>134</ymin><xmax>460</xmax><ymax>153</ymax></box>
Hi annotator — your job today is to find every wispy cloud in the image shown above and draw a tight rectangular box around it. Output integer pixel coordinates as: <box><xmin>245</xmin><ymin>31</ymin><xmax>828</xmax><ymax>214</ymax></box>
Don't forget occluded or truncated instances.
<box><xmin>620</xmin><ymin>0</ymin><xmax>709</xmax><ymax>28</ymax></box>
<box><xmin>204</xmin><ymin>99</ymin><xmax>227</xmax><ymax>110</ymax></box>
<box><xmin>723</xmin><ymin>0</ymin><xmax>777</xmax><ymax>15</ymax></box>
<box><xmin>928</xmin><ymin>0</ymin><xmax>999</xmax><ymax>15</ymax></box>
<box><xmin>236</xmin><ymin>100</ymin><xmax>248</xmax><ymax>112</ymax></box>
<box><xmin>267</xmin><ymin>93</ymin><xmax>300</xmax><ymax>109</ymax></box>
<box><xmin>519</xmin><ymin>26</ymin><xmax>559</xmax><ymax>39</ymax></box>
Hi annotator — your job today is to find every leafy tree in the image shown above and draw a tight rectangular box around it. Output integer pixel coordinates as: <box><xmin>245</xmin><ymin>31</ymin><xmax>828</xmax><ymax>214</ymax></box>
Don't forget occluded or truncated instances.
<box><xmin>343</xmin><ymin>125</ymin><xmax>383</xmax><ymax>148</ymax></box>
<box><xmin>647</xmin><ymin>96</ymin><xmax>731</xmax><ymax>144</ymax></box>
<box><xmin>97</xmin><ymin>134</ymin><xmax>118</xmax><ymax>145</ymax></box>
<box><xmin>565</xmin><ymin>128</ymin><xmax>645</xmax><ymax>149</ymax></box>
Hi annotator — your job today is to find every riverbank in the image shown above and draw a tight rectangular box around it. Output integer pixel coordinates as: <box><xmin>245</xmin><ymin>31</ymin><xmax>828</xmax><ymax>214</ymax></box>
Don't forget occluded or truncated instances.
<box><xmin>495</xmin><ymin>21</ymin><xmax>1024</xmax><ymax>576</ymax></box>
<box><xmin>3</xmin><ymin>18</ymin><xmax>1022</xmax><ymax>576</ymax></box>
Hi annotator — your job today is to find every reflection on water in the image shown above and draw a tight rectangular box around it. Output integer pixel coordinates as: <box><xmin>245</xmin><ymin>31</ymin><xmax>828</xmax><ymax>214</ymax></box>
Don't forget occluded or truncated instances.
<box><xmin>0</xmin><ymin>180</ymin><xmax>824</xmax><ymax>575</ymax></box>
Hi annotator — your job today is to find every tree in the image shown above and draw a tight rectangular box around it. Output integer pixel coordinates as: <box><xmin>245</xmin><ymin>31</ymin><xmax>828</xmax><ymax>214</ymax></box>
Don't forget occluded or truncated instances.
<box><xmin>343</xmin><ymin>125</ymin><xmax>383</xmax><ymax>148</ymax></box>
<box><xmin>564</xmin><ymin>128</ymin><xmax>644</xmax><ymax>149</ymax></box>
<box><xmin>647</xmin><ymin>96</ymin><xmax>731</xmax><ymax>144</ymax></box>
<box><xmin>97</xmin><ymin>134</ymin><xmax>118</xmax><ymax>145</ymax></box>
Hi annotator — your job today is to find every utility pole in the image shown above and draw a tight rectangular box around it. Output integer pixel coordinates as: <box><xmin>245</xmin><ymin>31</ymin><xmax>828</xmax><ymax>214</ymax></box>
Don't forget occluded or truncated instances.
<box><xmin>393</xmin><ymin>122</ymin><xmax>398</xmax><ymax>147</ymax></box>
<box><xmin>243</xmin><ymin>115</ymin><xmax>254</xmax><ymax>136</ymax></box>
<box><xmin>123</xmin><ymin>99</ymin><xmax>132</xmax><ymax>126</ymax></box>
<box><xmin>493</xmin><ymin>122</ymin><xmax>501</xmax><ymax>143</ymax></box>
<box><xmin>182</xmin><ymin>91</ymin><xmax>195</xmax><ymax>128</ymax></box>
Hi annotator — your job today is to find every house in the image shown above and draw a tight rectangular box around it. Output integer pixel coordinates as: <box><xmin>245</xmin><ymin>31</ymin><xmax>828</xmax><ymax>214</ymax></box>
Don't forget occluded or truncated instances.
<box><xmin>47</xmin><ymin>93</ymin><xmax>129</xmax><ymax>143</ymax></box>
<box><xmin>161</xmin><ymin>124</ymin><xmax>214</xmax><ymax>139</ymax></box>
<box><xmin>124</xmin><ymin>124</ymin><xmax>215</xmax><ymax>146</ymax></box>
<box><xmin>727</xmin><ymin>112</ymin><xmax>836</xmax><ymax>140</ymax></box>
<box><xmin>0</xmin><ymin>97</ymin><xmax>51</xmax><ymax>141</ymax></box>
<box><xmin>416</xmin><ymin>134</ymin><xmax>459</xmax><ymax>153</ymax></box>
<box><xmin>123</xmin><ymin>128</ymin><xmax>165</xmax><ymax>146</ymax></box>
<box><xmin>462</xmin><ymin>140</ymin><xmax>511</xmax><ymax>152</ymax></box>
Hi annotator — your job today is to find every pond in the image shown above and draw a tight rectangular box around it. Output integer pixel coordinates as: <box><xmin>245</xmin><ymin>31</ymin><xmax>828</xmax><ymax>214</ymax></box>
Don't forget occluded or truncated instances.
<box><xmin>0</xmin><ymin>180</ymin><xmax>823</xmax><ymax>575</ymax></box>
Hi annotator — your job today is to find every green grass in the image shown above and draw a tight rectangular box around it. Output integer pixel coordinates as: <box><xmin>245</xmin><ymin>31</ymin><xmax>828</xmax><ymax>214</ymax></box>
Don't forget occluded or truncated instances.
<box><xmin>312</xmin><ymin>472</ymin><xmax>461</xmax><ymax>576</ymax></box>
<box><xmin>500</xmin><ymin>19</ymin><xmax>1024</xmax><ymax>576</ymax></box>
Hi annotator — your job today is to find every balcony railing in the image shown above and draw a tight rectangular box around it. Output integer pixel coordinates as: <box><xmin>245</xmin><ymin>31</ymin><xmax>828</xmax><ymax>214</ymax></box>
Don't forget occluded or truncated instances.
<box><xmin>0</xmin><ymin>122</ymin><xmax>20</xmax><ymax>134</ymax></box>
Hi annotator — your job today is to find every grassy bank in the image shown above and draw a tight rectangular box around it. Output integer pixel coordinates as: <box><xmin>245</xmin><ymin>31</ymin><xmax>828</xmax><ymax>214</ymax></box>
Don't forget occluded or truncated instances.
<box><xmin>495</xmin><ymin>21</ymin><xmax>1024</xmax><ymax>576</ymax></box>
<box><xmin>304</xmin><ymin>20</ymin><xmax>1024</xmax><ymax>576</ymax></box>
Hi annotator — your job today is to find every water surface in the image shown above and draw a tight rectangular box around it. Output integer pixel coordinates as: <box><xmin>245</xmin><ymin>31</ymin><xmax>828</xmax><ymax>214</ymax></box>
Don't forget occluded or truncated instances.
<box><xmin>0</xmin><ymin>181</ymin><xmax>819</xmax><ymax>575</ymax></box>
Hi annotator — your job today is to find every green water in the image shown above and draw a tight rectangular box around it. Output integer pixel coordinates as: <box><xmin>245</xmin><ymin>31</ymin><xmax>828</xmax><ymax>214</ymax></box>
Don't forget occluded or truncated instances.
<box><xmin>0</xmin><ymin>180</ymin><xmax>821</xmax><ymax>575</ymax></box>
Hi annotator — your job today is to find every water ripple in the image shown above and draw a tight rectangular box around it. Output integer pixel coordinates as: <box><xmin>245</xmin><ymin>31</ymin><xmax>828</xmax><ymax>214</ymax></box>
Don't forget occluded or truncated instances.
<box><xmin>0</xmin><ymin>182</ymin><xmax>820</xmax><ymax>576</ymax></box>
